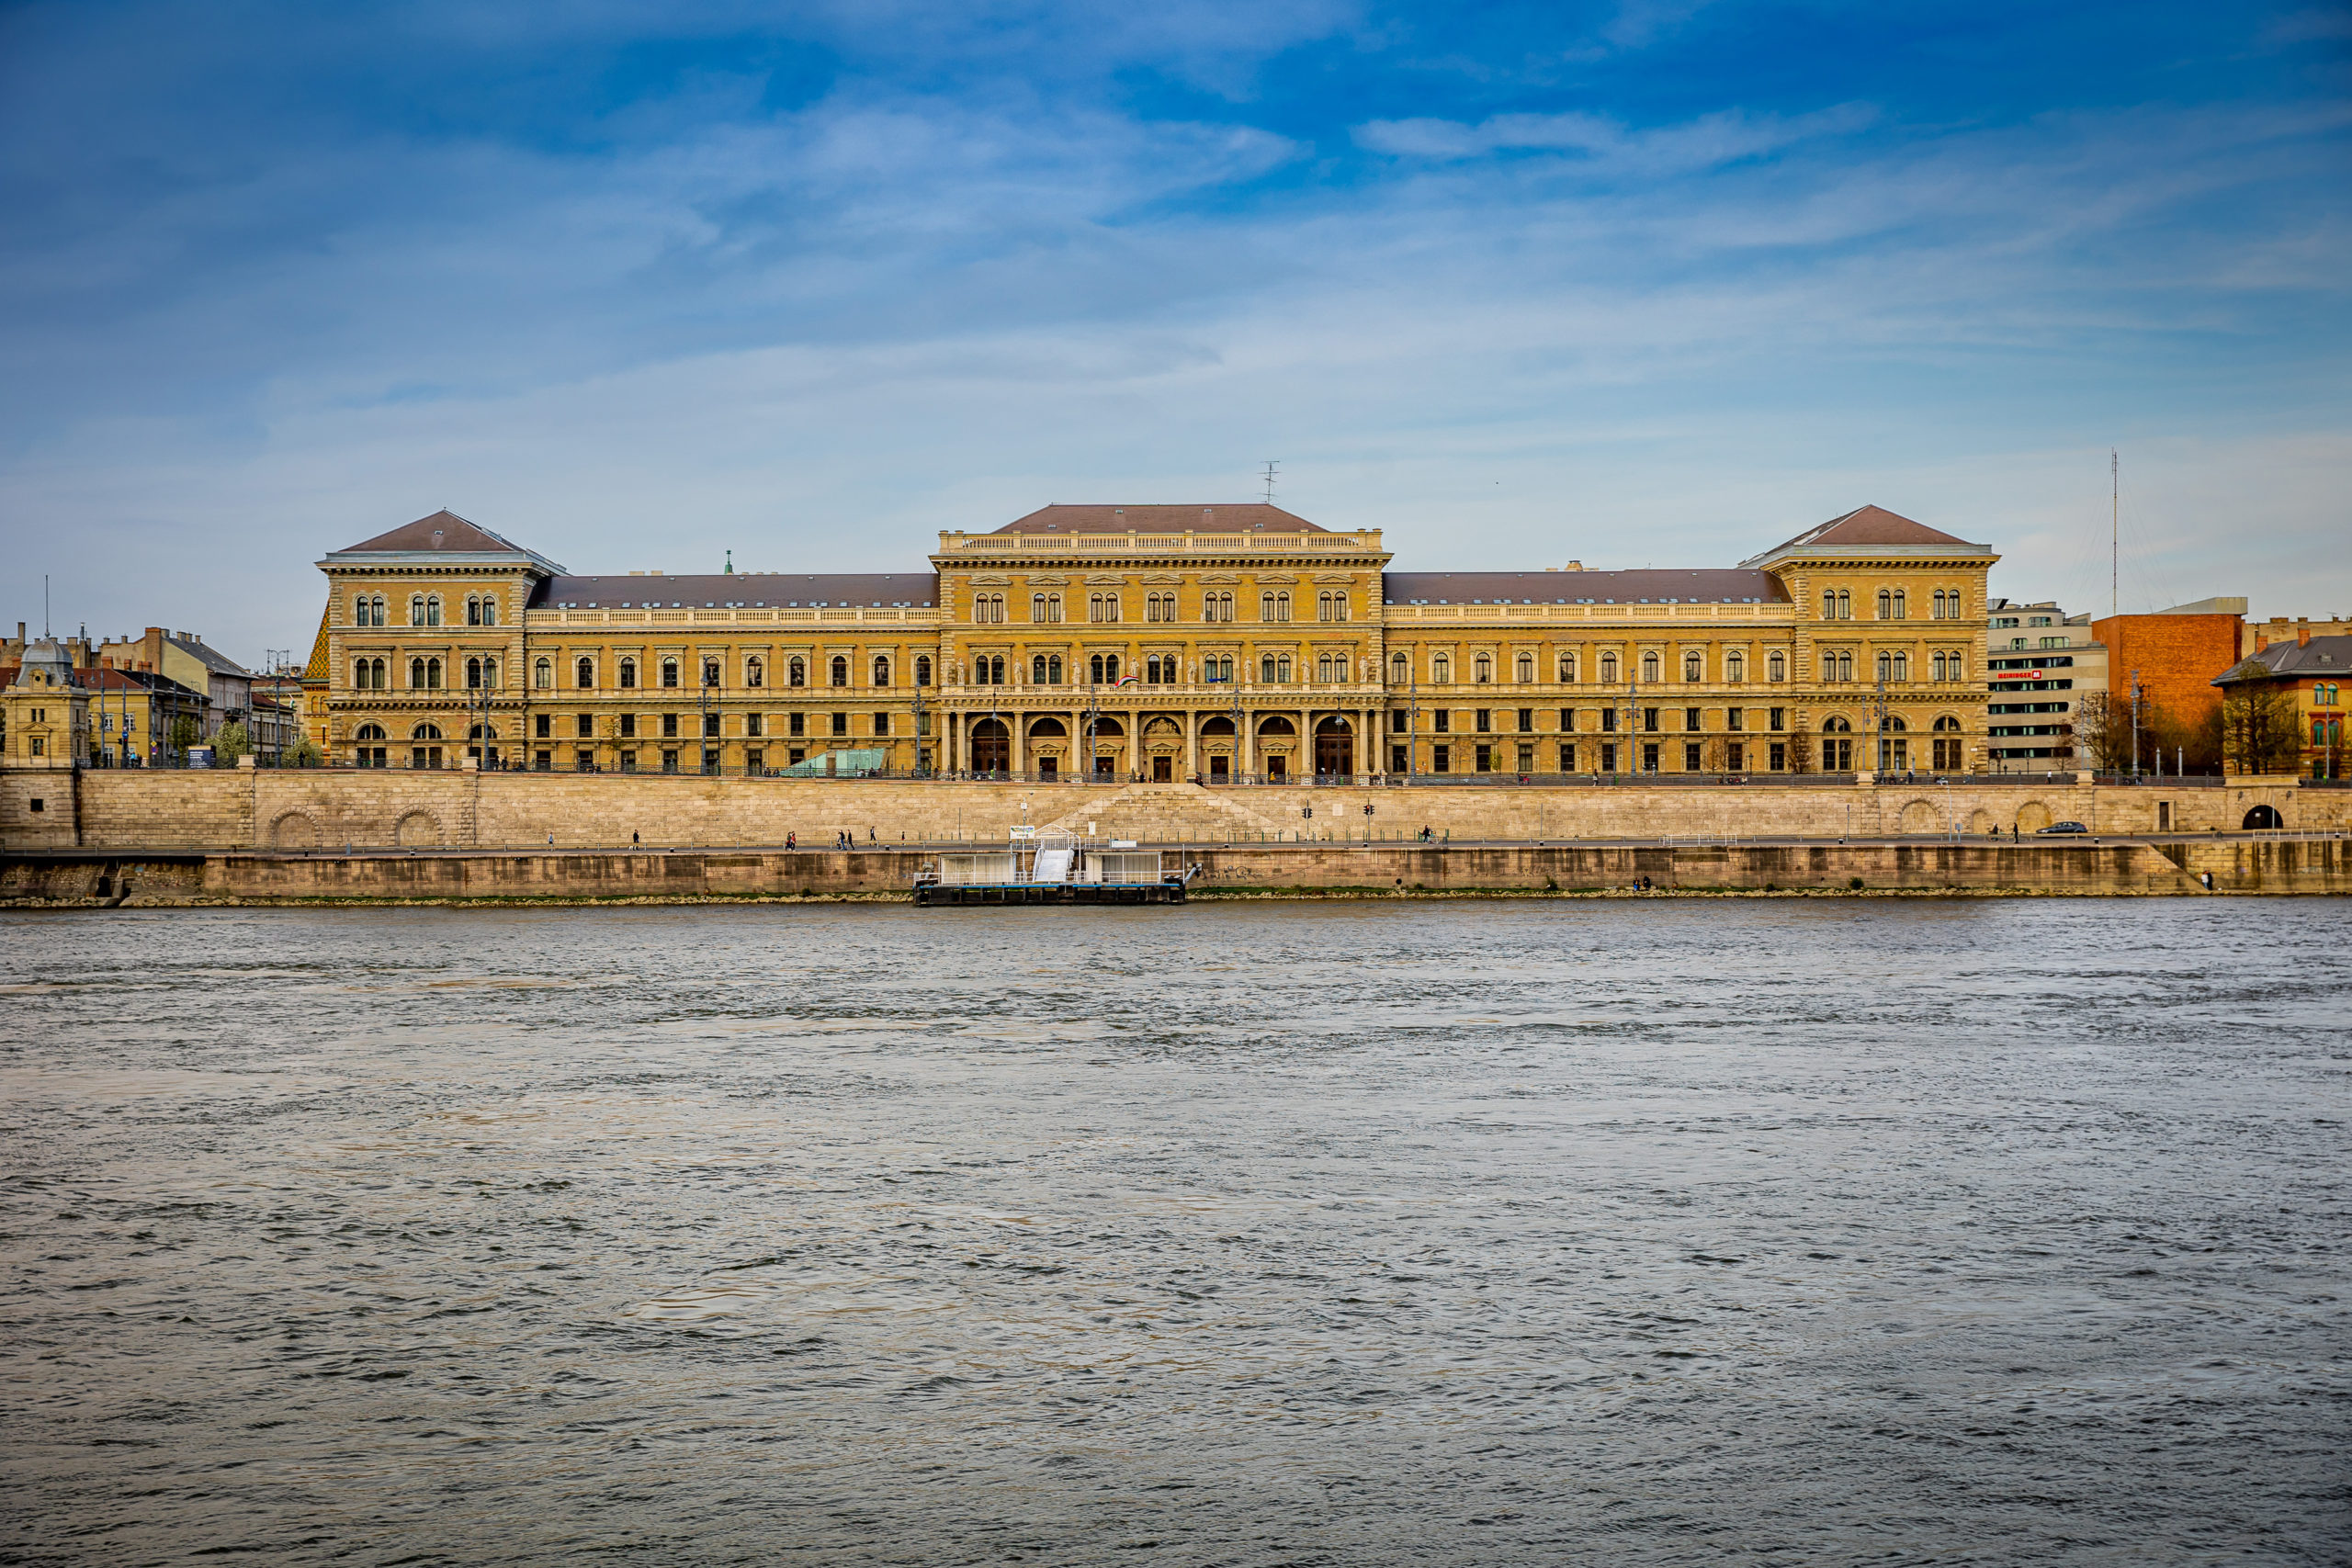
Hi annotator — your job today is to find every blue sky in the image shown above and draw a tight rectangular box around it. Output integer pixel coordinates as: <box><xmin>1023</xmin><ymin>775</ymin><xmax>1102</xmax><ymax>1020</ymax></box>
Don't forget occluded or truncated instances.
<box><xmin>3</xmin><ymin>0</ymin><xmax>2347</xmax><ymax>664</ymax></box>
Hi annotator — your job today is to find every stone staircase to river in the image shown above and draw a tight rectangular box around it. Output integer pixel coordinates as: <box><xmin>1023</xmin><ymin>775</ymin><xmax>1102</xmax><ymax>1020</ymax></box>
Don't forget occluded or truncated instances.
<box><xmin>1037</xmin><ymin>784</ymin><xmax>1293</xmax><ymax>844</ymax></box>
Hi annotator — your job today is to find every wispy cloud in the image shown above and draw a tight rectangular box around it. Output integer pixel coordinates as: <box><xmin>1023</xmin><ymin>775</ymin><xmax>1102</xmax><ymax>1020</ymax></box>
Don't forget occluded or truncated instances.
<box><xmin>1353</xmin><ymin>102</ymin><xmax>1879</xmax><ymax>173</ymax></box>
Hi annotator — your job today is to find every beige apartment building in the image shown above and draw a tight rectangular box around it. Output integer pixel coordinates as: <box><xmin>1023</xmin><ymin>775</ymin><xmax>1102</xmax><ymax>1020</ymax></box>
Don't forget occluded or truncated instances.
<box><xmin>308</xmin><ymin>502</ymin><xmax>1996</xmax><ymax>779</ymax></box>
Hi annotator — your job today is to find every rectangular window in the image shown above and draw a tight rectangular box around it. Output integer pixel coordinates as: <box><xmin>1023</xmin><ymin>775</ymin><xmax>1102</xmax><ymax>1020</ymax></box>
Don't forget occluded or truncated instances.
<box><xmin>1559</xmin><ymin>742</ymin><xmax>1576</xmax><ymax>772</ymax></box>
<box><xmin>1601</xmin><ymin>741</ymin><xmax>1617</xmax><ymax>773</ymax></box>
<box><xmin>1727</xmin><ymin>741</ymin><xmax>1745</xmax><ymax>772</ymax></box>
<box><xmin>662</xmin><ymin>714</ymin><xmax>678</xmax><ymax>739</ymax></box>
<box><xmin>1432</xmin><ymin>744</ymin><xmax>1451</xmax><ymax>773</ymax></box>
<box><xmin>1644</xmin><ymin>707</ymin><xmax>1660</xmax><ymax>733</ymax></box>
<box><xmin>576</xmin><ymin>749</ymin><xmax>594</xmax><ymax>772</ymax></box>
<box><xmin>619</xmin><ymin>714</ymin><xmax>637</xmax><ymax>739</ymax></box>
<box><xmin>789</xmin><ymin>749</ymin><xmax>805</xmax><ymax>765</ymax></box>
<box><xmin>1685</xmin><ymin>706</ymin><xmax>1702</xmax><ymax>732</ymax></box>
<box><xmin>1391</xmin><ymin>744</ymin><xmax>1408</xmax><ymax>773</ymax></box>
<box><xmin>1684</xmin><ymin>742</ymin><xmax>1702</xmax><ymax>772</ymax></box>
<box><xmin>576</xmin><ymin>714</ymin><xmax>594</xmax><ymax>739</ymax></box>
<box><xmin>1600</xmin><ymin>708</ymin><xmax>1617</xmax><ymax>732</ymax></box>
<box><xmin>831</xmin><ymin>713</ymin><xmax>848</xmax><ymax>737</ymax></box>
<box><xmin>1475</xmin><ymin>744</ymin><xmax>1492</xmax><ymax>772</ymax></box>
<box><xmin>747</xmin><ymin>713</ymin><xmax>763</xmax><ymax>738</ymax></box>
<box><xmin>1560</xmin><ymin>707</ymin><xmax>1575</xmax><ymax>731</ymax></box>
<box><xmin>1516</xmin><ymin>744</ymin><xmax>1534</xmax><ymax>773</ymax></box>
<box><xmin>1517</xmin><ymin>708</ymin><xmax>1532</xmax><ymax>732</ymax></box>
<box><xmin>1433</xmin><ymin>710</ymin><xmax>1451</xmax><ymax>733</ymax></box>
<box><xmin>1727</xmin><ymin>708</ymin><xmax>1744</xmax><ymax>732</ymax></box>
<box><xmin>1769</xmin><ymin>707</ymin><xmax>1785</xmax><ymax>732</ymax></box>
<box><xmin>619</xmin><ymin>750</ymin><xmax>636</xmax><ymax>772</ymax></box>
<box><xmin>1475</xmin><ymin>709</ymin><xmax>1491</xmax><ymax>733</ymax></box>
<box><xmin>1391</xmin><ymin>708</ymin><xmax>1408</xmax><ymax>733</ymax></box>
<box><xmin>662</xmin><ymin>749</ymin><xmax>679</xmax><ymax>773</ymax></box>
<box><xmin>747</xmin><ymin>749</ymin><xmax>763</xmax><ymax>773</ymax></box>
<box><xmin>702</xmin><ymin>713</ymin><xmax>719</xmax><ymax>739</ymax></box>
<box><xmin>535</xmin><ymin>713</ymin><xmax>551</xmax><ymax>739</ymax></box>
<box><xmin>535</xmin><ymin>750</ymin><xmax>551</xmax><ymax>772</ymax></box>
<box><xmin>873</xmin><ymin>712</ymin><xmax>890</xmax><ymax>736</ymax></box>
<box><xmin>789</xmin><ymin>713</ymin><xmax>805</xmax><ymax>737</ymax></box>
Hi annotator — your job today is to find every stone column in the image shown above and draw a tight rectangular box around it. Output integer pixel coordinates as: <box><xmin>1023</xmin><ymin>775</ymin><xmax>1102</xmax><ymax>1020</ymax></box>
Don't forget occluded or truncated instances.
<box><xmin>1012</xmin><ymin>709</ymin><xmax>1026</xmax><ymax>777</ymax></box>
<box><xmin>1185</xmin><ymin>707</ymin><xmax>1199</xmax><ymax>781</ymax></box>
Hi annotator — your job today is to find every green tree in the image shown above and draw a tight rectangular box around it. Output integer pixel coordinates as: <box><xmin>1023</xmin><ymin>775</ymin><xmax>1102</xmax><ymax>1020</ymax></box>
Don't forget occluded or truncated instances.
<box><xmin>212</xmin><ymin>720</ymin><xmax>250</xmax><ymax>763</ymax></box>
<box><xmin>168</xmin><ymin>714</ymin><xmax>199</xmax><ymax>756</ymax></box>
<box><xmin>287</xmin><ymin>738</ymin><xmax>324</xmax><ymax>768</ymax></box>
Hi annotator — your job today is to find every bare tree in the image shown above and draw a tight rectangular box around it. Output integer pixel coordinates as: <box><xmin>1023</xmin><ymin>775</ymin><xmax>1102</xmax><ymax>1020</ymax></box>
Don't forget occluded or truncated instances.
<box><xmin>1785</xmin><ymin>726</ymin><xmax>1813</xmax><ymax>774</ymax></box>
<box><xmin>2220</xmin><ymin>667</ymin><xmax>2303</xmax><ymax>774</ymax></box>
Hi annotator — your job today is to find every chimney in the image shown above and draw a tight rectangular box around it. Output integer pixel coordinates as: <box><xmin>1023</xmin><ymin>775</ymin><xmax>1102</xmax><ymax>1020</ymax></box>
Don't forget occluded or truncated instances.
<box><xmin>2299</xmin><ymin>626</ymin><xmax>2312</xmax><ymax>647</ymax></box>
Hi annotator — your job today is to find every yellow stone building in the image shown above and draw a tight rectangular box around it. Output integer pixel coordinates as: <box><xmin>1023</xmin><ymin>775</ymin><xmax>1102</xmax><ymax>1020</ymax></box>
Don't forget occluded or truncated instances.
<box><xmin>312</xmin><ymin>502</ymin><xmax>1996</xmax><ymax>779</ymax></box>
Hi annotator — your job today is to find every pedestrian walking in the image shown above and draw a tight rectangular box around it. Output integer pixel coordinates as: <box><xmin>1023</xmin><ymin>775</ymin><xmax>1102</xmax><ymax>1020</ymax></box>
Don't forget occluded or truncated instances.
<box><xmin>632</xmin><ymin>829</ymin><xmax>639</xmax><ymax>848</ymax></box>
<box><xmin>786</xmin><ymin>831</ymin><xmax>797</xmax><ymax>850</ymax></box>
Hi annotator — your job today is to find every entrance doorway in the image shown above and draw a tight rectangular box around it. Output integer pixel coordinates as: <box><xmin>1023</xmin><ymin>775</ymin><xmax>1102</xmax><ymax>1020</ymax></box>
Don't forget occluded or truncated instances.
<box><xmin>970</xmin><ymin>719</ymin><xmax>1009</xmax><ymax>775</ymax></box>
<box><xmin>2244</xmin><ymin>804</ymin><xmax>2283</xmax><ymax>829</ymax></box>
<box><xmin>1095</xmin><ymin>753</ymin><xmax>1115</xmax><ymax>780</ymax></box>
<box><xmin>1268</xmin><ymin>754</ymin><xmax>1287</xmax><ymax>781</ymax></box>
<box><xmin>1209</xmin><ymin>754</ymin><xmax>1229</xmax><ymax>782</ymax></box>
<box><xmin>1152</xmin><ymin>755</ymin><xmax>1172</xmax><ymax>782</ymax></box>
<box><xmin>1038</xmin><ymin>756</ymin><xmax>1057</xmax><ymax>780</ymax></box>
<box><xmin>1315</xmin><ymin>717</ymin><xmax>1353</xmax><ymax>779</ymax></box>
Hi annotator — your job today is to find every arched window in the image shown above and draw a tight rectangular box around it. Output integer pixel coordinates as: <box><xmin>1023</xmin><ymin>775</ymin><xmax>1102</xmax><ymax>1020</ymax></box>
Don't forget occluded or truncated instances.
<box><xmin>1726</xmin><ymin>651</ymin><xmax>1746</xmax><ymax>682</ymax></box>
<box><xmin>915</xmin><ymin>656</ymin><xmax>932</xmax><ymax>687</ymax></box>
<box><xmin>703</xmin><ymin>659</ymin><xmax>720</xmax><ymax>688</ymax></box>
<box><xmin>1822</xmin><ymin>716</ymin><xmax>1850</xmax><ymax>732</ymax></box>
<box><xmin>1876</xmin><ymin>651</ymin><xmax>1892</xmax><ymax>683</ymax></box>
<box><xmin>356</xmin><ymin>723</ymin><xmax>385</xmax><ymax>740</ymax></box>
<box><xmin>1838</xmin><ymin>591</ymin><xmax>1850</xmax><ymax>620</ymax></box>
<box><xmin>1822</xmin><ymin>590</ymin><xmax>1836</xmax><ymax>621</ymax></box>
<box><xmin>972</xmin><ymin>593</ymin><xmax>1004</xmax><ymax>624</ymax></box>
<box><xmin>1892</xmin><ymin>651</ymin><xmax>1907</xmax><ymax>681</ymax></box>
<box><xmin>872</xmin><ymin>656</ymin><xmax>890</xmax><ymax>688</ymax></box>
<box><xmin>1206</xmin><ymin>592</ymin><xmax>1232</xmax><ymax>623</ymax></box>
<box><xmin>481</xmin><ymin>597</ymin><xmax>498</xmax><ymax>626</ymax></box>
<box><xmin>573</xmin><ymin>657</ymin><xmax>594</xmax><ymax>689</ymax></box>
<box><xmin>1934</xmin><ymin>715</ymin><xmax>1961</xmax><ymax>731</ymax></box>
<box><xmin>787</xmin><ymin>657</ymin><xmax>805</xmax><ymax>688</ymax></box>
<box><xmin>1600</xmin><ymin>652</ymin><xmax>1619</xmax><ymax>683</ymax></box>
<box><xmin>464</xmin><ymin>657</ymin><xmax>482</xmax><ymax>689</ymax></box>
<box><xmin>1208</xmin><ymin>655</ymin><xmax>1232</xmax><ymax>682</ymax></box>
<box><xmin>1641</xmin><ymin>651</ymin><xmax>1661</xmax><ymax>683</ymax></box>
<box><xmin>425</xmin><ymin>595</ymin><xmax>442</xmax><ymax>626</ymax></box>
<box><xmin>410</xmin><ymin>594</ymin><xmax>425</xmax><ymax>626</ymax></box>
<box><xmin>745</xmin><ymin>658</ymin><xmax>763</xmax><ymax>689</ymax></box>
<box><xmin>410</xmin><ymin>656</ymin><xmax>426</xmax><ymax>689</ymax></box>
<box><xmin>1391</xmin><ymin>651</ymin><xmax>1409</xmax><ymax>683</ymax></box>
<box><xmin>535</xmin><ymin>657</ymin><xmax>552</xmax><ymax>689</ymax></box>
<box><xmin>658</xmin><ymin>659</ymin><xmax>677</xmax><ymax>689</ymax></box>
<box><xmin>1683</xmin><ymin>651</ymin><xmax>1702</xmax><ymax>682</ymax></box>
<box><xmin>1768</xmin><ymin>650</ymin><xmax>1786</xmax><ymax>682</ymax></box>
<box><xmin>1433</xmin><ymin>654</ymin><xmax>1453</xmax><ymax>683</ymax></box>
<box><xmin>987</xmin><ymin>655</ymin><xmax>1007</xmax><ymax>684</ymax></box>
<box><xmin>618</xmin><ymin>658</ymin><xmax>638</xmax><ymax>689</ymax></box>
<box><xmin>466</xmin><ymin>596</ymin><xmax>480</xmax><ymax>626</ymax></box>
<box><xmin>1032</xmin><ymin>654</ymin><xmax>1048</xmax><ymax>684</ymax></box>
<box><xmin>1876</xmin><ymin>589</ymin><xmax>1893</xmax><ymax>621</ymax></box>
<box><xmin>831</xmin><ymin>656</ymin><xmax>849</xmax><ymax>687</ymax></box>
<box><xmin>1475</xmin><ymin>654</ymin><xmax>1493</xmax><ymax>683</ymax></box>
<box><xmin>1259</xmin><ymin>653</ymin><xmax>1276</xmax><ymax>683</ymax></box>
<box><xmin>468</xmin><ymin>722</ymin><xmax>498</xmax><ymax>741</ymax></box>
<box><xmin>412</xmin><ymin>722</ymin><xmax>443</xmax><ymax>739</ymax></box>
<box><xmin>1033</xmin><ymin>593</ymin><xmax>1048</xmax><ymax>622</ymax></box>
<box><xmin>1558</xmin><ymin>653</ymin><xmax>1577</xmax><ymax>682</ymax></box>
<box><xmin>1516</xmin><ymin>653</ymin><xmax>1534</xmax><ymax>683</ymax></box>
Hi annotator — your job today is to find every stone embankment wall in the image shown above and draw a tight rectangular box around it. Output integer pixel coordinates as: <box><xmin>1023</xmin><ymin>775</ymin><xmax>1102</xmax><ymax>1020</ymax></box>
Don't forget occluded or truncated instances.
<box><xmin>3</xmin><ymin>767</ymin><xmax>2340</xmax><ymax>854</ymax></box>
<box><xmin>4</xmin><ymin>837</ymin><xmax>2345</xmax><ymax>904</ymax></box>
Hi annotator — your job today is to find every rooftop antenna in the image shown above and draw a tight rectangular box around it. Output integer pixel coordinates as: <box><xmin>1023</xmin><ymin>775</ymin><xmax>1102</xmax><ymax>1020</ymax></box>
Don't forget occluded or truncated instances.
<box><xmin>2110</xmin><ymin>448</ymin><xmax>2118</xmax><ymax>620</ymax></box>
<box><xmin>1261</xmin><ymin>460</ymin><xmax>1279</xmax><ymax>504</ymax></box>
<box><xmin>724</xmin><ymin>549</ymin><xmax>734</xmax><ymax>576</ymax></box>
<box><xmin>44</xmin><ymin>574</ymin><xmax>51</xmax><ymax>637</ymax></box>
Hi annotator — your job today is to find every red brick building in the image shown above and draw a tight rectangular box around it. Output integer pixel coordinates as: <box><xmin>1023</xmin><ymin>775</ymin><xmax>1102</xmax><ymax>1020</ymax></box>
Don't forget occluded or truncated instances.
<box><xmin>2091</xmin><ymin>598</ymin><xmax>2245</xmax><ymax>735</ymax></box>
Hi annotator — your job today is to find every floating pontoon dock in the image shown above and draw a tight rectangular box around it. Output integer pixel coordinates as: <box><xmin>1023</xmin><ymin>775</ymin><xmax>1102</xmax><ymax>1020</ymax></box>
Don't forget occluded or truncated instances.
<box><xmin>913</xmin><ymin>832</ymin><xmax>1199</xmax><ymax>906</ymax></box>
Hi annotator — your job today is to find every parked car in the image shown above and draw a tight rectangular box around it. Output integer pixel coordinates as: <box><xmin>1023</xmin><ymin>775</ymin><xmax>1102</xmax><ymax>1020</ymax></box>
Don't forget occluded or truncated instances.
<box><xmin>2036</xmin><ymin>820</ymin><xmax>2090</xmax><ymax>835</ymax></box>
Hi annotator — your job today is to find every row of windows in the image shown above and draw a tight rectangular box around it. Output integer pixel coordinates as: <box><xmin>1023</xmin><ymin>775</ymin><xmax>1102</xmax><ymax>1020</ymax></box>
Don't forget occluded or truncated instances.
<box><xmin>2313</xmin><ymin>683</ymin><xmax>2341</xmax><ymax>705</ymax></box>
<box><xmin>506</xmin><ymin>654</ymin><xmax>935</xmax><ymax>691</ymax></box>
<box><xmin>357</xmin><ymin>711</ymin><xmax>921</xmax><ymax>746</ymax></box>
<box><xmin>973</xmin><ymin>589</ymin><xmax>1353</xmax><ymax>625</ymax></box>
<box><xmin>347</xmin><ymin>593</ymin><xmax>501</xmax><ymax>627</ymax></box>
<box><xmin>1818</xmin><ymin>588</ymin><xmax>1971</xmax><ymax>622</ymax></box>
<box><xmin>1385</xmin><ymin>706</ymin><xmax>1965</xmax><ymax>737</ymax></box>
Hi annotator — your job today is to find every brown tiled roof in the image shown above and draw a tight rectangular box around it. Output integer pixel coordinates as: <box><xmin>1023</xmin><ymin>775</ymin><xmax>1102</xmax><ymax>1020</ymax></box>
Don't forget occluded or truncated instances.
<box><xmin>1748</xmin><ymin>504</ymin><xmax>1980</xmax><ymax>559</ymax></box>
<box><xmin>991</xmin><ymin>504</ymin><xmax>1328</xmax><ymax>535</ymax></box>
<box><xmin>1385</xmin><ymin>569</ymin><xmax>1789</xmax><ymax>605</ymax></box>
<box><xmin>335</xmin><ymin>510</ymin><xmax>542</xmax><ymax>556</ymax></box>
<box><xmin>532</xmin><ymin>573</ymin><xmax>939</xmax><ymax>609</ymax></box>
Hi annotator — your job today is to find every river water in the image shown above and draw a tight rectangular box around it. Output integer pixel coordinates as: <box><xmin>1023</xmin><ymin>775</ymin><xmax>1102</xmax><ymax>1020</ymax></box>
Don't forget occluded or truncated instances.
<box><xmin>2</xmin><ymin>900</ymin><xmax>2346</xmax><ymax>1566</ymax></box>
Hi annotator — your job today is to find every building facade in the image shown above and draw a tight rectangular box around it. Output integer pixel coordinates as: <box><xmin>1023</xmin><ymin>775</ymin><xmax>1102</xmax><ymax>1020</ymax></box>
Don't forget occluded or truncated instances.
<box><xmin>2215</xmin><ymin>632</ymin><xmax>2350</xmax><ymax>779</ymax></box>
<box><xmin>1983</xmin><ymin>598</ymin><xmax>2108</xmax><ymax>772</ymax></box>
<box><xmin>311</xmin><ymin>502</ymin><xmax>1997</xmax><ymax>779</ymax></box>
